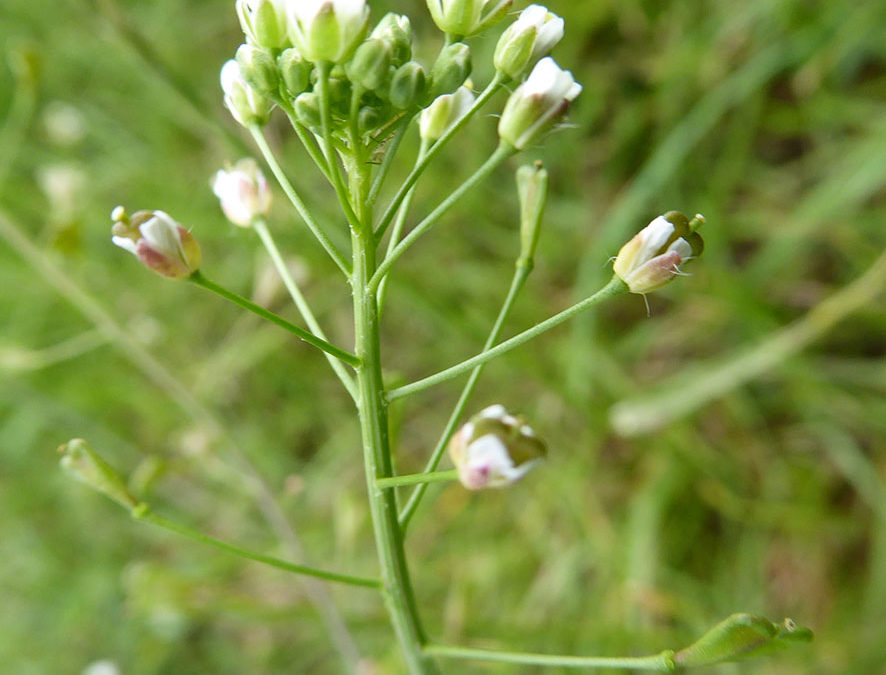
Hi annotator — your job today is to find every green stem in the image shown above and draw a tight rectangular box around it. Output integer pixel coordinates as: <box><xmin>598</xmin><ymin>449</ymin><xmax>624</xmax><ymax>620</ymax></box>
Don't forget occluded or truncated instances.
<box><xmin>388</xmin><ymin>276</ymin><xmax>628</xmax><ymax>401</ymax></box>
<box><xmin>252</xmin><ymin>219</ymin><xmax>358</xmax><ymax>399</ymax></box>
<box><xmin>134</xmin><ymin>506</ymin><xmax>381</xmax><ymax>589</ymax></box>
<box><xmin>249</xmin><ymin>125</ymin><xmax>351</xmax><ymax>275</ymax></box>
<box><xmin>278</xmin><ymin>100</ymin><xmax>333</xmax><ymax>183</ymax></box>
<box><xmin>189</xmin><ymin>271</ymin><xmax>360</xmax><ymax>367</ymax></box>
<box><xmin>399</xmin><ymin>262</ymin><xmax>532</xmax><ymax>528</ymax></box>
<box><xmin>352</xmin><ymin>202</ymin><xmax>435</xmax><ymax>671</ymax></box>
<box><xmin>424</xmin><ymin>644</ymin><xmax>677</xmax><ymax>670</ymax></box>
<box><xmin>316</xmin><ymin>62</ymin><xmax>362</xmax><ymax>231</ymax></box>
<box><xmin>377</xmin><ymin>470</ymin><xmax>458</xmax><ymax>490</ymax></box>
<box><xmin>370</xmin><ymin>143</ymin><xmax>515</xmax><ymax>292</ymax></box>
<box><xmin>377</xmin><ymin>140</ymin><xmax>429</xmax><ymax>314</ymax></box>
<box><xmin>374</xmin><ymin>74</ymin><xmax>505</xmax><ymax>243</ymax></box>
<box><xmin>368</xmin><ymin>116</ymin><xmax>412</xmax><ymax>208</ymax></box>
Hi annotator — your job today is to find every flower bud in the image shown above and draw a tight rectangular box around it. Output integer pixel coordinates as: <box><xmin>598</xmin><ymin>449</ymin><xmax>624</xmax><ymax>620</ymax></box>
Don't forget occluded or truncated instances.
<box><xmin>220</xmin><ymin>59</ymin><xmax>272</xmax><ymax>127</ymax></box>
<box><xmin>293</xmin><ymin>91</ymin><xmax>323</xmax><ymax>130</ymax></box>
<box><xmin>497</xmin><ymin>56</ymin><xmax>581</xmax><ymax>149</ymax></box>
<box><xmin>357</xmin><ymin>104</ymin><xmax>384</xmax><ymax>133</ymax></box>
<box><xmin>345</xmin><ymin>38</ymin><xmax>392</xmax><ymax>92</ymax></box>
<box><xmin>212</xmin><ymin>158</ymin><xmax>272</xmax><ymax>228</ymax></box>
<box><xmin>236</xmin><ymin>0</ymin><xmax>288</xmax><ymax>49</ymax></box>
<box><xmin>287</xmin><ymin>0</ymin><xmax>369</xmax><ymax>64</ymax></box>
<box><xmin>448</xmin><ymin>405</ymin><xmax>546</xmax><ymax>490</ymax></box>
<box><xmin>419</xmin><ymin>85</ymin><xmax>475</xmax><ymax>142</ymax></box>
<box><xmin>389</xmin><ymin>61</ymin><xmax>427</xmax><ymax>110</ymax></box>
<box><xmin>370</xmin><ymin>13</ymin><xmax>412</xmax><ymax>66</ymax></box>
<box><xmin>428</xmin><ymin>42</ymin><xmax>471</xmax><ymax>98</ymax></box>
<box><xmin>426</xmin><ymin>0</ymin><xmax>513</xmax><ymax>37</ymax></box>
<box><xmin>277</xmin><ymin>48</ymin><xmax>312</xmax><ymax>97</ymax></box>
<box><xmin>612</xmin><ymin>211</ymin><xmax>704</xmax><ymax>294</ymax></box>
<box><xmin>494</xmin><ymin>4</ymin><xmax>564</xmax><ymax>81</ymax></box>
<box><xmin>516</xmin><ymin>161</ymin><xmax>548</xmax><ymax>265</ymax></box>
<box><xmin>111</xmin><ymin>207</ymin><xmax>201</xmax><ymax>280</ymax></box>
<box><xmin>59</xmin><ymin>438</ymin><xmax>139</xmax><ymax>509</ymax></box>
<box><xmin>675</xmin><ymin>614</ymin><xmax>813</xmax><ymax>668</ymax></box>
<box><xmin>235</xmin><ymin>44</ymin><xmax>279</xmax><ymax>97</ymax></box>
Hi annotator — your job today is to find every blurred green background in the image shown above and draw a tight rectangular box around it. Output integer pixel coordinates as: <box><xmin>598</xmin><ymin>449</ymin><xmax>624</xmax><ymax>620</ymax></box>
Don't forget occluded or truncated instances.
<box><xmin>1</xmin><ymin>0</ymin><xmax>885</xmax><ymax>673</ymax></box>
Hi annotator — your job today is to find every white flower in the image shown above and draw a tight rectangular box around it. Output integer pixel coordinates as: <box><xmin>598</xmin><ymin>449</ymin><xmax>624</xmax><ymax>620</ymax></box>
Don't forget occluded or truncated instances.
<box><xmin>286</xmin><ymin>0</ymin><xmax>369</xmax><ymax>63</ymax></box>
<box><xmin>613</xmin><ymin>212</ymin><xmax>704</xmax><ymax>293</ymax></box>
<box><xmin>419</xmin><ymin>86</ymin><xmax>475</xmax><ymax>142</ymax></box>
<box><xmin>497</xmin><ymin>57</ymin><xmax>581</xmax><ymax>149</ymax></box>
<box><xmin>494</xmin><ymin>5</ymin><xmax>564</xmax><ymax>80</ymax></box>
<box><xmin>220</xmin><ymin>59</ymin><xmax>271</xmax><ymax>128</ymax></box>
<box><xmin>111</xmin><ymin>208</ymin><xmax>201</xmax><ymax>280</ymax></box>
<box><xmin>212</xmin><ymin>158</ymin><xmax>272</xmax><ymax>227</ymax></box>
<box><xmin>236</xmin><ymin>0</ymin><xmax>289</xmax><ymax>49</ymax></box>
<box><xmin>448</xmin><ymin>405</ymin><xmax>545</xmax><ymax>490</ymax></box>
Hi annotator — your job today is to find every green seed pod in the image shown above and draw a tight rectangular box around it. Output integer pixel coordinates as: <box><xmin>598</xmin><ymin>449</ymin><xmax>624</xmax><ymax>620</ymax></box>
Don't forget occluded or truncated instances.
<box><xmin>346</xmin><ymin>38</ymin><xmax>393</xmax><ymax>92</ymax></box>
<box><xmin>389</xmin><ymin>61</ymin><xmax>427</xmax><ymax>110</ymax></box>
<box><xmin>59</xmin><ymin>438</ymin><xmax>139</xmax><ymax>510</ymax></box>
<box><xmin>429</xmin><ymin>42</ymin><xmax>471</xmax><ymax>98</ymax></box>
<box><xmin>516</xmin><ymin>161</ymin><xmax>548</xmax><ymax>267</ymax></box>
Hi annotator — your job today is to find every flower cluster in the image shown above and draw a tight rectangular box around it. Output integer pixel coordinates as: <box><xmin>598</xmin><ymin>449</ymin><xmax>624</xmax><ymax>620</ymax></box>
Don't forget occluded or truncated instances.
<box><xmin>221</xmin><ymin>0</ymin><xmax>578</xmax><ymax>150</ymax></box>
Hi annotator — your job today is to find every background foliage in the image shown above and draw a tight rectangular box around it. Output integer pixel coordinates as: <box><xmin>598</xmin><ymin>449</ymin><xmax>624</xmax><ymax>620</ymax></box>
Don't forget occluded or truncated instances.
<box><xmin>1</xmin><ymin>0</ymin><xmax>884</xmax><ymax>673</ymax></box>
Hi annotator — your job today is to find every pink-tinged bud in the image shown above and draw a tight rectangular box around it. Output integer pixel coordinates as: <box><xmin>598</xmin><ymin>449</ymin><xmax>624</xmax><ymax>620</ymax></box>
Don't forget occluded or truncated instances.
<box><xmin>448</xmin><ymin>405</ymin><xmax>546</xmax><ymax>490</ymax></box>
<box><xmin>212</xmin><ymin>158</ymin><xmax>272</xmax><ymax>227</ymax></box>
<box><xmin>613</xmin><ymin>211</ymin><xmax>704</xmax><ymax>293</ymax></box>
<box><xmin>111</xmin><ymin>207</ymin><xmax>201</xmax><ymax>280</ymax></box>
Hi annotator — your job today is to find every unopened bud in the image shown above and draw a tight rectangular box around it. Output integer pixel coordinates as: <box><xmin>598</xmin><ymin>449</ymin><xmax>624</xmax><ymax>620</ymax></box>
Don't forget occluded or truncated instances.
<box><xmin>287</xmin><ymin>0</ymin><xmax>369</xmax><ymax>63</ymax></box>
<box><xmin>612</xmin><ymin>211</ymin><xmax>704</xmax><ymax>294</ymax></box>
<box><xmin>494</xmin><ymin>4</ymin><xmax>564</xmax><ymax>81</ymax></box>
<box><xmin>448</xmin><ymin>405</ymin><xmax>546</xmax><ymax>490</ymax></box>
<box><xmin>370</xmin><ymin>13</ymin><xmax>412</xmax><ymax>66</ymax></box>
<box><xmin>235</xmin><ymin>44</ymin><xmax>279</xmax><ymax>96</ymax></box>
<box><xmin>389</xmin><ymin>61</ymin><xmax>427</xmax><ymax>109</ymax></box>
<box><xmin>293</xmin><ymin>91</ymin><xmax>322</xmax><ymax>130</ymax></box>
<box><xmin>516</xmin><ymin>161</ymin><xmax>548</xmax><ymax>265</ymax></box>
<box><xmin>59</xmin><ymin>438</ymin><xmax>139</xmax><ymax>509</ymax></box>
<box><xmin>419</xmin><ymin>86</ymin><xmax>475</xmax><ymax>142</ymax></box>
<box><xmin>346</xmin><ymin>38</ymin><xmax>392</xmax><ymax>92</ymax></box>
<box><xmin>429</xmin><ymin>42</ymin><xmax>471</xmax><ymax>98</ymax></box>
<box><xmin>277</xmin><ymin>48</ymin><xmax>312</xmax><ymax>97</ymax></box>
<box><xmin>498</xmin><ymin>57</ymin><xmax>581</xmax><ymax>149</ymax></box>
<box><xmin>212</xmin><ymin>158</ymin><xmax>272</xmax><ymax>227</ymax></box>
<box><xmin>675</xmin><ymin>614</ymin><xmax>813</xmax><ymax>668</ymax></box>
<box><xmin>111</xmin><ymin>208</ymin><xmax>201</xmax><ymax>280</ymax></box>
<box><xmin>220</xmin><ymin>59</ymin><xmax>272</xmax><ymax>127</ymax></box>
<box><xmin>236</xmin><ymin>0</ymin><xmax>288</xmax><ymax>49</ymax></box>
<box><xmin>426</xmin><ymin>0</ymin><xmax>513</xmax><ymax>37</ymax></box>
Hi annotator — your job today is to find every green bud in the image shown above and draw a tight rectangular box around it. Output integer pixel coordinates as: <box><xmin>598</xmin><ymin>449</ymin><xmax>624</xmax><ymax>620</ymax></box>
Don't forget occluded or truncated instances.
<box><xmin>516</xmin><ymin>161</ymin><xmax>548</xmax><ymax>266</ymax></box>
<box><xmin>327</xmin><ymin>75</ymin><xmax>353</xmax><ymax>118</ymax></box>
<box><xmin>59</xmin><ymin>438</ymin><xmax>139</xmax><ymax>509</ymax></box>
<box><xmin>429</xmin><ymin>42</ymin><xmax>471</xmax><ymax>98</ymax></box>
<box><xmin>426</xmin><ymin>0</ymin><xmax>513</xmax><ymax>37</ymax></box>
<box><xmin>675</xmin><ymin>614</ymin><xmax>813</xmax><ymax>668</ymax></box>
<box><xmin>236</xmin><ymin>0</ymin><xmax>288</xmax><ymax>50</ymax></box>
<box><xmin>389</xmin><ymin>61</ymin><xmax>427</xmax><ymax>110</ymax></box>
<box><xmin>277</xmin><ymin>48</ymin><xmax>311</xmax><ymax>97</ymax></box>
<box><xmin>287</xmin><ymin>0</ymin><xmax>369</xmax><ymax>63</ymax></box>
<box><xmin>494</xmin><ymin>5</ymin><xmax>565</xmax><ymax>81</ymax></box>
<box><xmin>345</xmin><ymin>39</ymin><xmax>392</xmax><ymax>92</ymax></box>
<box><xmin>358</xmin><ymin>105</ymin><xmax>383</xmax><ymax>133</ymax></box>
<box><xmin>293</xmin><ymin>91</ymin><xmax>322</xmax><ymax>131</ymax></box>
<box><xmin>370</xmin><ymin>13</ymin><xmax>412</xmax><ymax>66</ymax></box>
<box><xmin>235</xmin><ymin>44</ymin><xmax>279</xmax><ymax>97</ymax></box>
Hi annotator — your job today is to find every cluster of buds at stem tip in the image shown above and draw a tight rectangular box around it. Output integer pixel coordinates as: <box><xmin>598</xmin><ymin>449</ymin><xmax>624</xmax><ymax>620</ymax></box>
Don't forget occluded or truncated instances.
<box><xmin>494</xmin><ymin>4</ymin><xmax>564</xmax><ymax>81</ymax></box>
<box><xmin>498</xmin><ymin>57</ymin><xmax>581</xmax><ymax>150</ymax></box>
<box><xmin>287</xmin><ymin>0</ymin><xmax>370</xmax><ymax>64</ymax></box>
<box><xmin>613</xmin><ymin>211</ymin><xmax>705</xmax><ymax>294</ymax></box>
<box><xmin>212</xmin><ymin>158</ymin><xmax>273</xmax><ymax>228</ymax></box>
<box><xmin>426</xmin><ymin>0</ymin><xmax>513</xmax><ymax>38</ymax></box>
<box><xmin>448</xmin><ymin>405</ymin><xmax>546</xmax><ymax>490</ymax></box>
<box><xmin>111</xmin><ymin>207</ymin><xmax>201</xmax><ymax>280</ymax></box>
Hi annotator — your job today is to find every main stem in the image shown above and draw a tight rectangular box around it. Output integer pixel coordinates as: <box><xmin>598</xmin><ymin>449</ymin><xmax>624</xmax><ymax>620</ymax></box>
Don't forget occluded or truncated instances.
<box><xmin>351</xmin><ymin>187</ymin><xmax>435</xmax><ymax>673</ymax></box>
